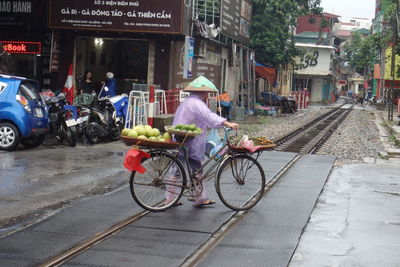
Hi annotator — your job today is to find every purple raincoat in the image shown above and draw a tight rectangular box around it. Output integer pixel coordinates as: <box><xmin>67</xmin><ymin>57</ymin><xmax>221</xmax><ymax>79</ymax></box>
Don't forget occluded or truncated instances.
<box><xmin>173</xmin><ymin>93</ymin><xmax>226</xmax><ymax>161</ymax></box>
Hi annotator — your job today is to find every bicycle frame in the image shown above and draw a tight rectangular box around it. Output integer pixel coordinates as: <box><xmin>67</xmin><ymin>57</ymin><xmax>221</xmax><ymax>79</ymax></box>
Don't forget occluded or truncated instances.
<box><xmin>144</xmin><ymin>127</ymin><xmax>264</xmax><ymax>194</ymax></box>
<box><xmin>169</xmin><ymin>127</ymin><xmax>261</xmax><ymax>185</ymax></box>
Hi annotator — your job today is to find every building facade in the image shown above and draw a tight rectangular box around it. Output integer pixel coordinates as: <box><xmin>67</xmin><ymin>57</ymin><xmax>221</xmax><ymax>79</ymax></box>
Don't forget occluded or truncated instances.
<box><xmin>1</xmin><ymin>0</ymin><xmax>254</xmax><ymax>108</ymax></box>
<box><xmin>293</xmin><ymin>43</ymin><xmax>337</xmax><ymax>102</ymax></box>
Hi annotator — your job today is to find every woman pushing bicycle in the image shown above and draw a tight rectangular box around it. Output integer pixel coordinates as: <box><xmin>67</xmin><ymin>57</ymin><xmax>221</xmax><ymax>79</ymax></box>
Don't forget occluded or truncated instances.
<box><xmin>166</xmin><ymin>76</ymin><xmax>239</xmax><ymax>207</ymax></box>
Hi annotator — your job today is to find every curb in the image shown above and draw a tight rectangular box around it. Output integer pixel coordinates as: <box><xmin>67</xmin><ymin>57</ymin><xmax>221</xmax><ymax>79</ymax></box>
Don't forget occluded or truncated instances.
<box><xmin>374</xmin><ymin>111</ymin><xmax>400</xmax><ymax>158</ymax></box>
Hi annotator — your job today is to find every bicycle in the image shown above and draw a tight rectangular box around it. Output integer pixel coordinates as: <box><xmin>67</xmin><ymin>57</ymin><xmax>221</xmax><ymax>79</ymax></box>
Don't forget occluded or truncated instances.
<box><xmin>127</xmin><ymin>128</ymin><xmax>272</xmax><ymax>212</ymax></box>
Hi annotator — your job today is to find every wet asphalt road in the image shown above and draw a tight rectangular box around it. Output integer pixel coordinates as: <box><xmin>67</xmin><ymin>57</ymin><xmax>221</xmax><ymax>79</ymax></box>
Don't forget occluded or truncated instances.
<box><xmin>0</xmin><ymin>137</ymin><xmax>130</xmax><ymax>229</ymax></box>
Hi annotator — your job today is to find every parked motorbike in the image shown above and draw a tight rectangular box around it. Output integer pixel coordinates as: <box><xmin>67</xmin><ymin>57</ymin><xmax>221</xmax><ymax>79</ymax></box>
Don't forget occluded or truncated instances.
<box><xmin>84</xmin><ymin>98</ymin><xmax>123</xmax><ymax>144</ymax></box>
<box><xmin>109</xmin><ymin>94</ymin><xmax>128</xmax><ymax>126</ymax></box>
<box><xmin>69</xmin><ymin>105</ymin><xmax>91</xmax><ymax>138</ymax></box>
<box><xmin>44</xmin><ymin>94</ymin><xmax>76</xmax><ymax>147</ymax></box>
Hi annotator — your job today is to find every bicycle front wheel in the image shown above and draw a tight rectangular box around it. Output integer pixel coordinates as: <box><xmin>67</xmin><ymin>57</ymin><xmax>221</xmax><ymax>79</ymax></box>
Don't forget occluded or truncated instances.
<box><xmin>216</xmin><ymin>154</ymin><xmax>265</xmax><ymax>211</ymax></box>
<box><xmin>130</xmin><ymin>150</ymin><xmax>186</xmax><ymax>212</ymax></box>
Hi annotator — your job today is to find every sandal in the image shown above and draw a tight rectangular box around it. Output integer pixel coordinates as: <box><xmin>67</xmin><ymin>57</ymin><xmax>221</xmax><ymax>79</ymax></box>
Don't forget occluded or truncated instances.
<box><xmin>173</xmin><ymin>201</ymin><xmax>183</xmax><ymax>206</ymax></box>
<box><xmin>194</xmin><ymin>199</ymin><xmax>216</xmax><ymax>207</ymax></box>
<box><xmin>164</xmin><ymin>200</ymin><xmax>183</xmax><ymax>206</ymax></box>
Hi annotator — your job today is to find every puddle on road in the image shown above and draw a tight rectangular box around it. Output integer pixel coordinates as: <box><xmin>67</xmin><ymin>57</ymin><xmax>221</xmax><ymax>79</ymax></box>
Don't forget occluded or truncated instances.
<box><xmin>0</xmin><ymin>148</ymin><xmax>125</xmax><ymax>195</ymax></box>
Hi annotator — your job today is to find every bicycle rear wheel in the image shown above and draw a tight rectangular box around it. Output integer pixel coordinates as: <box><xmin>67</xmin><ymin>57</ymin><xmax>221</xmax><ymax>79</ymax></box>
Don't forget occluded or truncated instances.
<box><xmin>130</xmin><ymin>150</ymin><xmax>186</xmax><ymax>212</ymax></box>
<box><xmin>216</xmin><ymin>154</ymin><xmax>265</xmax><ymax>211</ymax></box>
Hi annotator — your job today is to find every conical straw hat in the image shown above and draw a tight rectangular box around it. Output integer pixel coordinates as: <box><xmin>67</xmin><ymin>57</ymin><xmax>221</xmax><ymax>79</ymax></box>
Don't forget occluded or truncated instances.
<box><xmin>183</xmin><ymin>76</ymin><xmax>218</xmax><ymax>93</ymax></box>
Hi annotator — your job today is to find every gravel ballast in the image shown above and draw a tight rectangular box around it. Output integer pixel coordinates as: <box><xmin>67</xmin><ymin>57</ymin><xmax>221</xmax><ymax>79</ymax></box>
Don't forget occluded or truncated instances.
<box><xmin>241</xmin><ymin>104</ymin><xmax>386</xmax><ymax>165</ymax></box>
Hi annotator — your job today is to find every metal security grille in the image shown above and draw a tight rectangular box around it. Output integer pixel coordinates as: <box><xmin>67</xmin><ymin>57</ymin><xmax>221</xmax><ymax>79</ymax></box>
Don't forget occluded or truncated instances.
<box><xmin>193</xmin><ymin>0</ymin><xmax>221</xmax><ymax>26</ymax></box>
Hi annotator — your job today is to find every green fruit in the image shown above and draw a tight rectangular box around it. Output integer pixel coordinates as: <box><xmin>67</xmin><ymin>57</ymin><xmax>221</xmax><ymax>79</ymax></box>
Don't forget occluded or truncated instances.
<box><xmin>121</xmin><ymin>128</ymin><xmax>130</xmax><ymax>136</ymax></box>
<box><xmin>187</xmin><ymin>130</ymin><xmax>193</xmax><ymax>133</ymax></box>
<box><xmin>137</xmin><ymin>135</ymin><xmax>147</xmax><ymax>139</ymax></box>
<box><xmin>182</xmin><ymin>124</ymin><xmax>191</xmax><ymax>130</ymax></box>
<box><xmin>189</xmin><ymin>124</ymin><xmax>197</xmax><ymax>131</ymax></box>
<box><xmin>136</xmin><ymin>126</ymin><xmax>146</xmax><ymax>136</ymax></box>
<box><xmin>127</xmin><ymin>130</ymin><xmax>138</xmax><ymax>138</ymax></box>
<box><xmin>144</xmin><ymin>125</ymin><xmax>152</xmax><ymax>130</ymax></box>
<box><xmin>174</xmin><ymin>124</ymin><xmax>183</xmax><ymax>130</ymax></box>
<box><xmin>163</xmin><ymin>132</ymin><xmax>172</xmax><ymax>141</ymax></box>
<box><xmin>152</xmin><ymin>128</ymin><xmax>160</xmax><ymax>137</ymax></box>
<box><xmin>158</xmin><ymin>138</ymin><xmax>166</xmax><ymax>142</ymax></box>
<box><xmin>194</xmin><ymin>128</ymin><xmax>201</xmax><ymax>133</ymax></box>
<box><xmin>145</xmin><ymin>128</ymin><xmax>153</xmax><ymax>137</ymax></box>
<box><xmin>149</xmin><ymin>136</ymin><xmax>157</xmax><ymax>141</ymax></box>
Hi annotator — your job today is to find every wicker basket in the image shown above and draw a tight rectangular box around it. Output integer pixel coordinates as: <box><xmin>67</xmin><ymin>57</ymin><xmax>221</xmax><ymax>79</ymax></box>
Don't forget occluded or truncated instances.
<box><xmin>121</xmin><ymin>136</ymin><xmax>180</xmax><ymax>149</ymax></box>
<box><xmin>229</xmin><ymin>143</ymin><xmax>275</xmax><ymax>153</ymax></box>
<box><xmin>165</xmin><ymin>126</ymin><xmax>203</xmax><ymax>137</ymax></box>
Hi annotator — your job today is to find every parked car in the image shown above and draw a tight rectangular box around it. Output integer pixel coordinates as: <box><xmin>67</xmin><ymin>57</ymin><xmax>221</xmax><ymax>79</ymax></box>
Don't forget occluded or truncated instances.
<box><xmin>0</xmin><ymin>74</ymin><xmax>49</xmax><ymax>151</ymax></box>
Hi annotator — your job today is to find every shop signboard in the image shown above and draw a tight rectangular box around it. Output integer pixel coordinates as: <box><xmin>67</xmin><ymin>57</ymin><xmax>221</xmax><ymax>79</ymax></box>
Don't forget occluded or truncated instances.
<box><xmin>173</xmin><ymin>41</ymin><xmax>221</xmax><ymax>90</ymax></box>
<box><xmin>183</xmin><ymin>36</ymin><xmax>194</xmax><ymax>79</ymax></box>
<box><xmin>0</xmin><ymin>0</ymin><xmax>46</xmax><ymax>28</ymax></box>
<box><xmin>294</xmin><ymin>44</ymin><xmax>334</xmax><ymax>76</ymax></box>
<box><xmin>0</xmin><ymin>40</ymin><xmax>41</xmax><ymax>54</ymax></box>
<box><xmin>221</xmin><ymin>0</ymin><xmax>251</xmax><ymax>43</ymax></box>
<box><xmin>49</xmin><ymin>0</ymin><xmax>184</xmax><ymax>34</ymax></box>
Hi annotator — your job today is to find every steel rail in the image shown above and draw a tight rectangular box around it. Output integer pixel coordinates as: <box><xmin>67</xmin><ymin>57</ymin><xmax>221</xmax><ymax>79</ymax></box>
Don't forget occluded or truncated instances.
<box><xmin>180</xmin><ymin>153</ymin><xmax>301</xmax><ymax>267</ymax></box>
<box><xmin>275</xmin><ymin>105</ymin><xmax>353</xmax><ymax>153</ymax></box>
<box><xmin>39</xmin><ymin>210</ymin><xmax>149</xmax><ymax>267</ymax></box>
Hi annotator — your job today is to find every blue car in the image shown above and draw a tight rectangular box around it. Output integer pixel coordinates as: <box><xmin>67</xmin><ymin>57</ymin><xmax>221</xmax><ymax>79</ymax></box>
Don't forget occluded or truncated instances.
<box><xmin>0</xmin><ymin>74</ymin><xmax>49</xmax><ymax>151</ymax></box>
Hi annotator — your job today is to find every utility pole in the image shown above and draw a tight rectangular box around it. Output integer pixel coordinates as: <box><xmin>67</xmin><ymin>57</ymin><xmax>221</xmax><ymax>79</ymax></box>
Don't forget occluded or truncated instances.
<box><xmin>389</xmin><ymin>0</ymin><xmax>399</xmax><ymax>121</ymax></box>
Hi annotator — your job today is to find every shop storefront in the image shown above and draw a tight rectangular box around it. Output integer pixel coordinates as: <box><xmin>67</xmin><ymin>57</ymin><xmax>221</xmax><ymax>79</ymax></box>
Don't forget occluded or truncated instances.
<box><xmin>74</xmin><ymin>37</ymin><xmax>150</xmax><ymax>94</ymax></box>
<box><xmin>48</xmin><ymin>0</ymin><xmax>186</xmax><ymax>94</ymax></box>
<box><xmin>0</xmin><ymin>0</ymin><xmax>51</xmax><ymax>90</ymax></box>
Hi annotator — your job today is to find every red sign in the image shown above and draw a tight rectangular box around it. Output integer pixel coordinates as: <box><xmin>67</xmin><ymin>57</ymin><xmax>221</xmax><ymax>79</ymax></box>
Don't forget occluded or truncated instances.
<box><xmin>338</xmin><ymin>80</ymin><xmax>347</xmax><ymax>85</ymax></box>
<box><xmin>1</xmin><ymin>41</ymin><xmax>41</xmax><ymax>54</ymax></box>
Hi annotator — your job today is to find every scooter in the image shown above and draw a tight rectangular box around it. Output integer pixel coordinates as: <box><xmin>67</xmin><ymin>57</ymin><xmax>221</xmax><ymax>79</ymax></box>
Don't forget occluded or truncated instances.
<box><xmin>44</xmin><ymin>94</ymin><xmax>76</xmax><ymax>147</ymax></box>
<box><xmin>84</xmin><ymin>98</ymin><xmax>122</xmax><ymax>144</ymax></box>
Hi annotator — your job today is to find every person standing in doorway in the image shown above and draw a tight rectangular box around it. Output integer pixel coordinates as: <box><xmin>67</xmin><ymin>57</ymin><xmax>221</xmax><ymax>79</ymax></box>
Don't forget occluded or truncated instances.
<box><xmin>80</xmin><ymin>70</ymin><xmax>94</xmax><ymax>95</ymax></box>
<box><xmin>99</xmin><ymin>72</ymin><xmax>117</xmax><ymax>98</ymax></box>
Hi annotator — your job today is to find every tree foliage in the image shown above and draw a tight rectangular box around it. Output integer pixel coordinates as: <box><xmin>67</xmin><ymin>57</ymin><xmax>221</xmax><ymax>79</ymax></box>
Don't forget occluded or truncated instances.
<box><xmin>343</xmin><ymin>32</ymin><xmax>375</xmax><ymax>75</ymax></box>
<box><xmin>343</xmin><ymin>2</ymin><xmax>395</xmax><ymax>76</ymax></box>
<box><xmin>250</xmin><ymin>0</ymin><xmax>321</xmax><ymax>67</ymax></box>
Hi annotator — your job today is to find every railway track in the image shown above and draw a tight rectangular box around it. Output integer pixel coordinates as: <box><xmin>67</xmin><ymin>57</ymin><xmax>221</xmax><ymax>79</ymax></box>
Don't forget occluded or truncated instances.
<box><xmin>39</xmin><ymin>104</ymin><xmax>353</xmax><ymax>267</ymax></box>
<box><xmin>275</xmin><ymin>103</ymin><xmax>353</xmax><ymax>153</ymax></box>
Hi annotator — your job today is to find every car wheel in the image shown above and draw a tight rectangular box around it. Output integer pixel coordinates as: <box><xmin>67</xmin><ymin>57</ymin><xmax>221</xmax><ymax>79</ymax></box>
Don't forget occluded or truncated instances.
<box><xmin>0</xmin><ymin>122</ymin><xmax>20</xmax><ymax>151</ymax></box>
<box><xmin>21</xmin><ymin>135</ymin><xmax>46</xmax><ymax>148</ymax></box>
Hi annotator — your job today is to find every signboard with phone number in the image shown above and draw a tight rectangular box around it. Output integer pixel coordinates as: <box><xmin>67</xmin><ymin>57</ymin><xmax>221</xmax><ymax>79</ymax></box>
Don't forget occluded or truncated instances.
<box><xmin>49</xmin><ymin>0</ymin><xmax>184</xmax><ymax>34</ymax></box>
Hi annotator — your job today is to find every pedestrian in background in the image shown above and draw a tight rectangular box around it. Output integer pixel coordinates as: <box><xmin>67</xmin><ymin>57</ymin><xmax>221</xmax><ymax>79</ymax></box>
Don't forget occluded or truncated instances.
<box><xmin>357</xmin><ymin>89</ymin><xmax>364</xmax><ymax>105</ymax></box>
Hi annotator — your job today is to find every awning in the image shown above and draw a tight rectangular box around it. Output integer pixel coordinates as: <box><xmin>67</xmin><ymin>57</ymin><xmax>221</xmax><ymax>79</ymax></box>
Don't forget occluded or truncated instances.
<box><xmin>255</xmin><ymin>63</ymin><xmax>277</xmax><ymax>86</ymax></box>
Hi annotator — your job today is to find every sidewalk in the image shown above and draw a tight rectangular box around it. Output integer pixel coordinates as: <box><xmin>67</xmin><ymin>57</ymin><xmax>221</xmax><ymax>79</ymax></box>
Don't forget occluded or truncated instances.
<box><xmin>289</xmin><ymin>105</ymin><xmax>400</xmax><ymax>267</ymax></box>
<box><xmin>289</xmin><ymin>158</ymin><xmax>400</xmax><ymax>267</ymax></box>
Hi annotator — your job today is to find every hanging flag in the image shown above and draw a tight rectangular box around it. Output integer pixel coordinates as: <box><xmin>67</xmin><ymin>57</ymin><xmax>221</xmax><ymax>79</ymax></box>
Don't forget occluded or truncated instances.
<box><xmin>62</xmin><ymin>64</ymin><xmax>74</xmax><ymax>104</ymax></box>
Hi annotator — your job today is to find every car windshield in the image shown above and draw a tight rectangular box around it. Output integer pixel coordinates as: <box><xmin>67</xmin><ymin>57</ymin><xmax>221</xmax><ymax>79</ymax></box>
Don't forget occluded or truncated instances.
<box><xmin>18</xmin><ymin>81</ymin><xmax>40</xmax><ymax>100</ymax></box>
<box><xmin>0</xmin><ymin>81</ymin><xmax>7</xmax><ymax>95</ymax></box>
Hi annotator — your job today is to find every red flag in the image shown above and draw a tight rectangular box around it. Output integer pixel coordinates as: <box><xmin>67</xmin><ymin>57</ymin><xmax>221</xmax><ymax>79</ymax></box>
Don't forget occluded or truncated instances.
<box><xmin>62</xmin><ymin>64</ymin><xmax>74</xmax><ymax>104</ymax></box>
